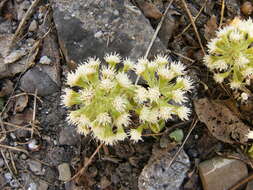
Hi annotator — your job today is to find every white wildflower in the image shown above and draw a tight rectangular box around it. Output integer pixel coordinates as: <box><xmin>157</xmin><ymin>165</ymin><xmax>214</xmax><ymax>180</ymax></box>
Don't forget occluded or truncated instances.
<box><xmin>148</xmin><ymin>87</ymin><xmax>160</xmax><ymax>103</ymax></box>
<box><xmin>235</xmin><ymin>54</ymin><xmax>249</xmax><ymax>67</ymax></box>
<box><xmin>177</xmin><ymin>77</ymin><xmax>194</xmax><ymax>91</ymax></box>
<box><xmin>113</xmin><ymin>96</ymin><xmax>128</xmax><ymax>112</ymax></box>
<box><xmin>62</xmin><ymin>89</ymin><xmax>79</xmax><ymax>107</ymax></box>
<box><xmin>101</xmin><ymin>66</ymin><xmax>116</xmax><ymax>79</ymax></box>
<box><xmin>87</xmin><ymin>57</ymin><xmax>100</xmax><ymax>67</ymax></box>
<box><xmin>230</xmin><ymin>80</ymin><xmax>242</xmax><ymax>89</ymax></box>
<box><xmin>137</xmin><ymin>57</ymin><xmax>149</xmax><ymax>65</ymax></box>
<box><xmin>154</xmin><ymin>54</ymin><xmax>168</xmax><ymax>65</ymax></box>
<box><xmin>213</xmin><ymin>59</ymin><xmax>228</xmax><ymax>71</ymax></box>
<box><xmin>139</xmin><ymin>107</ymin><xmax>158</xmax><ymax>123</ymax></box>
<box><xmin>104</xmin><ymin>52</ymin><xmax>121</xmax><ymax>64</ymax></box>
<box><xmin>147</xmin><ymin>61</ymin><xmax>158</xmax><ymax>70</ymax></box>
<box><xmin>96</xmin><ymin>112</ymin><xmax>112</xmax><ymax>125</ymax></box>
<box><xmin>135</xmin><ymin>63</ymin><xmax>146</xmax><ymax>75</ymax></box>
<box><xmin>207</xmin><ymin>38</ymin><xmax>219</xmax><ymax>53</ymax></box>
<box><xmin>130</xmin><ymin>127</ymin><xmax>143</xmax><ymax>142</ymax></box>
<box><xmin>242</xmin><ymin>67</ymin><xmax>253</xmax><ymax>77</ymax></box>
<box><xmin>241</xmin><ymin>92</ymin><xmax>249</xmax><ymax>101</ymax></box>
<box><xmin>116</xmin><ymin>72</ymin><xmax>132</xmax><ymax>88</ymax></box>
<box><xmin>171</xmin><ymin>90</ymin><xmax>187</xmax><ymax>104</ymax></box>
<box><xmin>216</xmin><ymin>26</ymin><xmax>234</xmax><ymax>37</ymax></box>
<box><xmin>229</xmin><ymin>30</ymin><xmax>244</xmax><ymax>41</ymax></box>
<box><xmin>77</xmin><ymin>124</ymin><xmax>90</xmax><ymax>135</ymax></box>
<box><xmin>159</xmin><ymin>106</ymin><xmax>173</xmax><ymax>120</ymax></box>
<box><xmin>115</xmin><ymin>113</ymin><xmax>131</xmax><ymax>127</ymax></box>
<box><xmin>123</xmin><ymin>58</ymin><xmax>134</xmax><ymax>70</ymax></box>
<box><xmin>177</xmin><ymin>106</ymin><xmax>190</xmax><ymax>120</ymax></box>
<box><xmin>115</xmin><ymin>126</ymin><xmax>128</xmax><ymax>141</ymax></box>
<box><xmin>157</xmin><ymin>66</ymin><xmax>175</xmax><ymax>80</ymax></box>
<box><xmin>80</xmin><ymin>88</ymin><xmax>94</xmax><ymax>103</ymax></box>
<box><xmin>67</xmin><ymin>111</ymin><xmax>81</xmax><ymax>125</ymax></box>
<box><xmin>170</xmin><ymin>61</ymin><xmax>186</xmax><ymax>75</ymax></box>
<box><xmin>213</xmin><ymin>73</ymin><xmax>225</xmax><ymax>83</ymax></box>
<box><xmin>100</xmin><ymin>79</ymin><xmax>115</xmax><ymax>90</ymax></box>
<box><xmin>66</xmin><ymin>72</ymin><xmax>81</xmax><ymax>87</ymax></box>
<box><xmin>134</xmin><ymin>86</ymin><xmax>148</xmax><ymax>103</ymax></box>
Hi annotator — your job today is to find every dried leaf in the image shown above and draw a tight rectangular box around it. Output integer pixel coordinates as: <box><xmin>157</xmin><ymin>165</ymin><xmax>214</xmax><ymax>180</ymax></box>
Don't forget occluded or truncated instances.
<box><xmin>204</xmin><ymin>15</ymin><xmax>218</xmax><ymax>41</ymax></box>
<box><xmin>14</xmin><ymin>94</ymin><xmax>28</xmax><ymax>113</ymax></box>
<box><xmin>0</xmin><ymin>79</ymin><xmax>13</xmax><ymax>97</ymax></box>
<box><xmin>194</xmin><ymin>98</ymin><xmax>249</xmax><ymax>144</ymax></box>
<box><xmin>137</xmin><ymin>1</ymin><xmax>163</xmax><ymax>19</ymax></box>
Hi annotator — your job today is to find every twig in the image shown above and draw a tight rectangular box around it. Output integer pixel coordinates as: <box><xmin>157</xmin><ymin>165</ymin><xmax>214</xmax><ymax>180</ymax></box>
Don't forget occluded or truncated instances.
<box><xmin>135</xmin><ymin>0</ymin><xmax>174</xmax><ymax>85</ymax></box>
<box><xmin>167</xmin><ymin>117</ymin><xmax>198</xmax><ymax>168</ymax></box>
<box><xmin>66</xmin><ymin>143</ymin><xmax>104</xmax><ymax>182</ymax></box>
<box><xmin>166</xmin><ymin>49</ymin><xmax>195</xmax><ymax>63</ymax></box>
<box><xmin>181</xmin><ymin>0</ymin><xmax>206</xmax><ymax>55</ymax></box>
<box><xmin>229</xmin><ymin>173</ymin><xmax>253</xmax><ymax>190</ymax></box>
<box><xmin>176</xmin><ymin>0</ymin><xmax>208</xmax><ymax>37</ymax></box>
<box><xmin>1</xmin><ymin>122</ymin><xmax>33</xmax><ymax>132</ymax></box>
<box><xmin>11</xmin><ymin>0</ymin><xmax>41</xmax><ymax>48</ymax></box>
<box><xmin>0</xmin><ymin>144</ymin><xmax>29</xmax><ymax>154</ymax></box>
<box><xmin>10</xmin><ymin>93</ymin><xmax>43</xmax><ymax>103</ymax></box>
<box><xmin>219</xmin><ymin>0</ymin><xmax>225</xmax><ymax>28</ymax></box>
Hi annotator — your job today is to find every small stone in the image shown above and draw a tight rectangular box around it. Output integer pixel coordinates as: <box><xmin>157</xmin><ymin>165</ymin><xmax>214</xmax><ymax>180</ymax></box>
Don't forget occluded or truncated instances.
<box><xmin>28</xmin><ymin>139</ymin><xmax>40</xmax><ymax>151</ymax></box>
<box><xmin>241</xmin><ymin>1</ymin><xmax>253</xmax><ymax>16</ymax></box>
<box><xmin>28</xmin><ymin>182</ymin><xmax>37</xmax><ymax>190</ymax></box>
<box><xmin>246</xmin><ymin>180</ymin><xmax>253</xmax><ymax>190</ymax></box>
<box><xmin>199</xmin><ymin>157</ymin><xmax>248</xmax><ymax>190</ymax></box>
<box><xmin>28</xmin><ymin>160</ymin><xmax>44</xmax><ymax>175</ymax></box>
<box><xmin>28</xmin><ymin>20</ymin><xmax>38</xmax><ymax>32</ymax></box>
<box><xmin>10</xmin><ymin>179</ymin><xmax>19</xmax><ymax>188</ymax></box>
<box><xmin>59</xmin><ymin>127</ymin><xmax>80</xmax><ymax>146</ymax></box>
<box><xmin>94</xmin><ymin>31</ymin><xmax>103</xmax><ymax>38</ymax></box>
<box><xmin>4</xmin><ymin>172</ymin><xmax>12</xmax><ymax>182</ymax></box>
<box><xmin>0</xmin><ymin>158</ymin><xmax>4</xmax><ymax>167</ymax></box>
<box><xmin>20</xmin><ymin>67</ymin><xmax>59</xmax><ymax>96</ymax></box>
<box><xmin>4</xmin><ymin>49</ymin><xmax>26</xmax><ymax>64</ymax></box>
<box><xmin>100</xmin><ymin>176</ymin><xmax>111</xmax><ymax>189</ymax></box>
<box><xmin>39</xmin><ymin>56</ymin><xmax>51</xmax><ymax>65</ymax></box>
<box><xmin>38</xmin><ymin>180</ymin><xmax>48</xmax><ymax>190</ymax></box>
<box><xmin>20</xmin><ymin>154</ymin><xmax>28</xmax><ymax>160</ymax></box>
<box><xmin>58</xmin><ymin>163</ymin><xmax>71</xmax><ymax>181</ymax></box>
<box><xmin>138</xmin><ymin>148</ymin><xmax>190</xmax><ymax>190</ymax></box>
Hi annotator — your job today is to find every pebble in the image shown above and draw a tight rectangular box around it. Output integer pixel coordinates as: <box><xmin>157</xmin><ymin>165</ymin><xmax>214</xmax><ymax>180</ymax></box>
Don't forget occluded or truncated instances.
<box><xmin>28</xmin><ymin>139</ymin><xmax>40</xmax><ymax>151</ymax></box>
<box><xmin>241</xmin><ymin>1</ymin><xmax>253</xmax><ymax>16</ymax></box>
<box><xmin>28</xmin><ymin>160</ymin><xmax>44</xmax><ymax>175</ymax></box>
<box><xmin>59</xmin><ymin>127</ymin><xmax>80</xmax><ymax>146</ymax></box>
<box><xmin>38</xmin><ymin>180</ymin><xmax>49</xmax><ymax>190</ymax></box>
<box><xmin>0</xmin><ymin>158</ymin><xmax>4</xmax><ymax>167</ymax></box>
<box><xmin>4</xmin><ymin>172</ymin><xmax>12</xmax><ymax>182</ymax></box>
<box><xmin>28</xmin><ymin>20</ymin><xmax>38</xmax><ymax>32</ymax></box>
<box><xmin>39</xmin><ymin>56</ymin><xmax>51</xmax><ymax>65</ymax></box>
<box><xmin>10</xmin><ymin>179</ymin><xmax>19</xmax><ymax>188</ymax></box>
<box><xmin>28</xmin><ymin>182</ymin><xmax>37</xmax><ymax>190</ymax></box>
<box><xmin>20</xmin><ymin>154</ymin><xmax>28</xmax><ymax>160</ymax></box>
<box><xmin>100</xmin><ymin>176</ymin><xmax>111</xmax><ymax>189</ymax></box>
<box><xmin>199</xmin><ymin>157</ymin><xmax>248</xmax><ymax>190</ymax></box>
<box><xmin>58</xmin><ymin>163</ymin><xmax>71</xmax><ymax>181</ymax></box>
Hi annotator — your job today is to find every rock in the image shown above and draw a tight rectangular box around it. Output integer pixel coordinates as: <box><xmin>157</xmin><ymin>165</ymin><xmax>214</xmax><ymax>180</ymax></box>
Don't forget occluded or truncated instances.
<box><xmin>246</xmin><ymin>180</ymin><xmax>253</xmax><ymax>190</ymax></box>
<box><xmin>138</xmin><ymin>148</ymin><xmax>190</xmax><ymax>190</ymax></box>
<box><xmin>4</xmin><ymin>172</ymin><xmax>12</xmax><ymax>183</ymax></box>
<box><xmin>39</xmin><ymin>56</ymin><xmax>51</xmax><ymax>65</ymax></box>
<box><xmin>28</xmin><ymin>139</ymin><xmax>40</xmax><ymax>151</ymax></box>
<box><xmin>59</xmin><ymin>126</ymin><xmax>80</xmax><ymax>146</ymax></box>
<box><xmin>4</xmin><ymin>49</ymin><xmax>27</xmax><ymax>64</ymax></box>
<box><xmin>28</xmin><ymin>182</ymin><xmax>37</xmax><ymax>190</ymax></box>
<box><xmin>100</xmin><ymin>176</ymin><xmax>111</xmax><ymax>189</ymax></box>
<box><xmin>28</xmin><ymin>160</ymin><xmax>44</xmax><ymax>175</ymax></box>
<box><xmin>0</xmin><ymin>157</ymin><xmax>4</xmax><ymax>167</ymax></box>
<box><xmin>29</xmin><ymin>20</ymin><xmax>38</xmax><ymax>32</ymax></box>
<box><xmin>20</xmin><ymin>67</ymin><xmax>59</xmax><ymax>96</ymax></box>
<box><xmin>199</xmin><ymin>157</ymin><xmax>248</xmax><ymax>190</ymax></box>
<box><xmin>38</xmin><ymin>180</ymin><xmax>48</xmax><ymax>190</ymax></box>
<box><xmin>58</xmin><ymin>163</ymin><xmax>71</xmax><ymax>181</ymax></box>
<box><xmin>52</xmin><ymin>0</ymin><xmax>165</xmax><ymax>68</ymax></box>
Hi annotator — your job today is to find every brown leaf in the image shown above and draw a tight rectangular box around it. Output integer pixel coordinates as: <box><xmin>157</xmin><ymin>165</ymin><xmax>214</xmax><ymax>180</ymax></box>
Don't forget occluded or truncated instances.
<box><xmin>14</xmin><ymin>94</ymin><xmax>28</xmax><ymax>113</ymax></box>
<box><xmin>0</xmin><ymin>79</ymin><xmax>13</xmax><ymax>97</ymax></box>
<box><xmin>204</xmin><ymin>15</ymin><xmax>218</xmax><ymax>41</ymax></box>
<box><xmin>194</xmin><ymin>98</ymin><xmax>249</xmax><ymax>144</ymax></box>
<box><xmin>137</xmin><ymin>1</ymin><xmax>163</xmax><ymax>19</ymax></box>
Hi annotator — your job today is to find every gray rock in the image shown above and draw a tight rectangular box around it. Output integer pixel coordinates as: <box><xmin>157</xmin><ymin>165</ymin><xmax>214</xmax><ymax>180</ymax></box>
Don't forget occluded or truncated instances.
<box><xmin>39</xmin><ymin>56</ymin><xmax>51</xmax><ymax>65</ymax></box>
<box><xmin>138</xmin><ymin>148</ymin><xmax>190</xmax><ymax>190</ymax></box>
<box><xmin>28</xmin><ymin>182</ymin><xmax>37</xmax><ymax>190</ymax></box>
<box><xmin>52</xmin><ymin>0</ymin><xmax>165</xmax><ymax>65</ymax></box>
<box><xmin>20</xmin><ymin>67</ymin><xmax>59</xmax><ymax>96</ymax></box>
<box><xmin>0</xmin><ymin>158</ymin><xmax>4</xmax><ymax>167</ymax></box>
<box><xmin>58</xmin><ymin>163</ymin><xmax>71</xmax><ymax>181</ymax></box>
<box><xmin>4</xmin><ymin>172</ymin><xmax>12</xmax><ymax>183</ymax></box>
<box><xmin>59</xmin><ymin>126</ymin><xmax>80</xmax><ymax>146</ymax></box>
<box><xmin>38</xmin><ymin>180</ymin><xmax>48</xmax><ymax>190</ymax></box>
<box><xmin>199</xmin><ymin>157</ymin><xmax>248</xmax><ymax>190</ymax></box>
<box><xmin>29</xmin><ymin>20</ymin><xmax>38</xmax><ymax>32</ymax></box>
<box><xmin>28</xmin><ymin>160</ymin><xmax>44</xmax><ymax>175</ymax></box>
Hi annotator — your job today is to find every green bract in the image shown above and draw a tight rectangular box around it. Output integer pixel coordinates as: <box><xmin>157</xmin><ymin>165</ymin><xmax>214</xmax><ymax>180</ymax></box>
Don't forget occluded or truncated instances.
<box><xmin>62</xmin><ymin>53</ymin><xmax>193</xmax><ymax>145</ymax></box>
<box><xmin>204</xmin><ymin>18</ymin><xmax>253</xmax><ymax>90</ymax></box>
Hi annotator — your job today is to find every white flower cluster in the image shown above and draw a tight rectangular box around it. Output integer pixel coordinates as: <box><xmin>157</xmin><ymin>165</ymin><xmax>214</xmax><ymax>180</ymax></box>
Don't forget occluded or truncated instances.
<box><xmin>204</xmin><ymin>18</ymin><xmax>253</xmax><ymax>90</ymax></box>
<box><xmin>62</xmin><ymin>53</ymin><xmax>193</xmax><ymax>145</ymax></box>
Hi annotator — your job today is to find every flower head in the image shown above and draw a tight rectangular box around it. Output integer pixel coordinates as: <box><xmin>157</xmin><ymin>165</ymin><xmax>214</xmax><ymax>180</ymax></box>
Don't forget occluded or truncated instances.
<box><xmin>148</xmin><ymin>87</ymin><xmax>160</xmax><ymax>103</ymax></box>
<box><xmin>130</xmin><ymin>126</ymin><xmax>143</xmax><ymax>142</ymax></box>
<box><xmin>116</xmin><ymin>72</ymin><xmax>132</xmax><ymax>88</ymax></box>
<box><xmin>177</xmin><ymin>106</ymin><xmax>190</xmax><ymax>120</ymax></box>
<box><xmin>154</xmin><ymin>54</ymin><xmax>169</xmax><ymax>65</ymax></box>
<box><xmin>170</xmin><ymin>61</ymin><xmax>186</xmax><ymax>75</ymax></box>
<box><xmin>104</xmin><ymin>52</ymin><xmax>121</xmax><ymax>64</ymax></box>
<box><xmin>113</xmin><ymin>96</ymin><xmax>128</xmax><ymax>112</ymax></box>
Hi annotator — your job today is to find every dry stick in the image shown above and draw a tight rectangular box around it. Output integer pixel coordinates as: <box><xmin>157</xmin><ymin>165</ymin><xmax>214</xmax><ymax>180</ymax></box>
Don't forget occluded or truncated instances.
<box><xmin>219</xmin><ymin>0</ymin><xmax>225</xmax><ymax>28</ymax></box>
<box><xmin>181</xmin><ymin>0</ymin><xmax>206</xmax><ymax>55</ymax></box>
<box><xmin>0</xmin><ymin>144</ymin><xmax>29</xmax><ymax>154</ymax></box>
<box><xmin>11</xmin><ymin>0</ymin><xmax>41</xmax><ymax>47</ymax></box>
<box><xmin>176</xmin><ymin>0</ymin><xmax>208</xmax><ymax>37</ymax></box>
<box><xmin>167</xmin><ymin>117</ymin><xmax>198</xmax><ymax>168</ymax></box>
<box><xmin>229</xmin><ymin>173</ymin><xmax>253</xmax><ymax>190</ymax></box>
<box><xmin>67</xmin><ymin>143</ymin><xmax>104</xmax><ymax>182</ymax></box>
<box><xmin>166</xmin><ymin>49</ymin><xmax>194</xmax><ymax>63</ymax></box>
<box><xmin>135</xmin><ymin>0</ymin><xmax>174</xmax><ymax>85</ymax></box>
<box><xmin>10</xmin><ymin>93</ymin><xmax>43</xmax><ymax>103</ymax></box>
